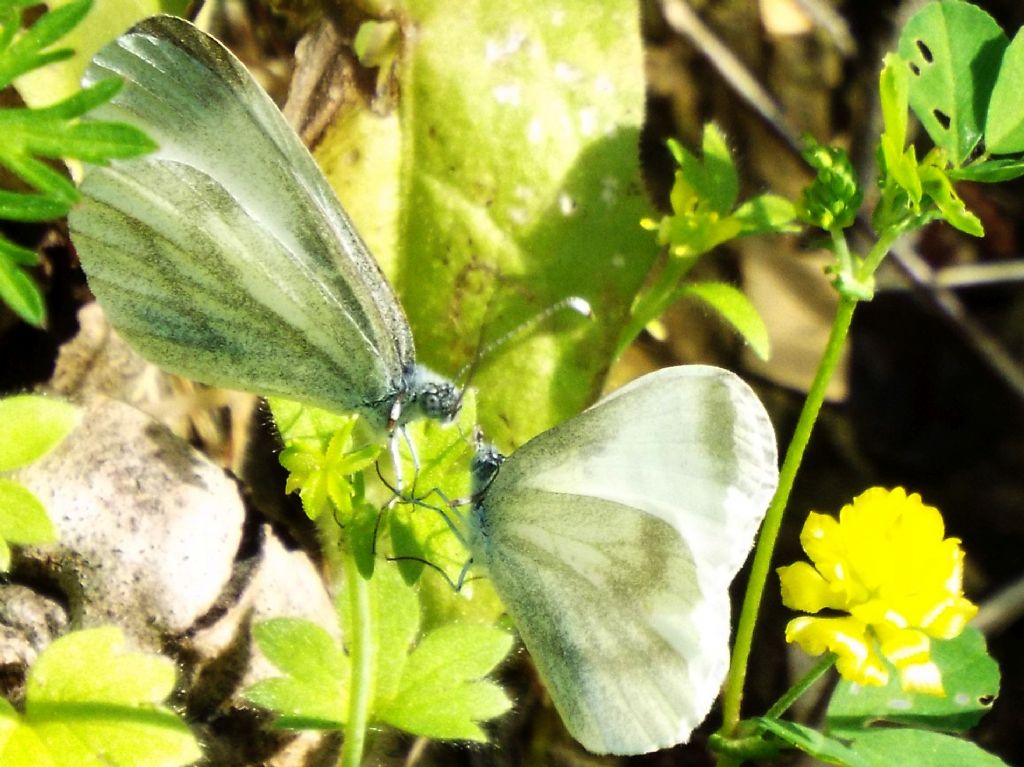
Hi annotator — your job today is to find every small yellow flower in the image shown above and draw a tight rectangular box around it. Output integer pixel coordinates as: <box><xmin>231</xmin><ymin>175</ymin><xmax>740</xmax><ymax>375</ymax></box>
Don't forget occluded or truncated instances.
<box><xmin>778</xmin><ymin>487</ymin><xmax>977</xmax><ymax>695</ymax></box>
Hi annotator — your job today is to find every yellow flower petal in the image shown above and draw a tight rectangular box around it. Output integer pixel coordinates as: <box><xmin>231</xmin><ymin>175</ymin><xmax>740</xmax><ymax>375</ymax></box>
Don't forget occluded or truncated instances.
<box><xmin>780</xmin><ymin>487</ymin><xmax>979</xmax><ymax>692</ymax></box>
<box><xmin>778</xmin><ymin>562</ymin><xmax>848</xmax><ymax>612</ymax></box>
<box><xmin>785</xmin><ymin>616</ymin><xmax>889</xmax><ymax>687</ymax></box>
<box><xmin>799</xmin><ymin>512</ymin><xmax>844</xmax><ymax>578</ymax></box>
<box><xmin>922</xmin><ymin>596</ymin><xmax>978</xmax><ymax>639</ymax></box>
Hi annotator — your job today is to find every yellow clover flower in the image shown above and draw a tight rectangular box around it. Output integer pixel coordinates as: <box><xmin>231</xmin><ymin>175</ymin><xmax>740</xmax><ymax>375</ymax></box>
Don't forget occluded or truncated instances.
<box><xmin>777</xmin><ymin>487</ymin><xmax>977</xmax><ymax>695</ymax></box>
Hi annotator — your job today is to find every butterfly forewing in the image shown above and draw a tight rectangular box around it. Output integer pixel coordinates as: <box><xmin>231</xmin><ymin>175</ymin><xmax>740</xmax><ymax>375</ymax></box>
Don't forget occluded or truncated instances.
<box><xmin>69</xmin><ymin>16</ymin><xmax>414</xmax><ymax>425</ymax></box>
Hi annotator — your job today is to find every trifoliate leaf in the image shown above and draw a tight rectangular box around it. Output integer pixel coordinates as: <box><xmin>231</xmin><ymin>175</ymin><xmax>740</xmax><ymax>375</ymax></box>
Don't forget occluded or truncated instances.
<box><xmin>898</xmin><ymin>0</ymin><xmax>1006</xmax><ymax>165</ymax></box>
<box><xmin>0</xmin><ymin>395</ymin><xmax>79</xmax><ymax>470</ymax></box>
<box><xmin>24</xmin><ymin>627</ymin><xmax>201</xmax><ymax>767</ymax></box>
<box><xmin>668</xmin><ymin>123</ymin><xmax>738</xmax><ymax>215</ymax></box>
<box><xmin>245</xmin><ymin>619</ymin><xmax>348</xmax><ymax>728</ymax></box>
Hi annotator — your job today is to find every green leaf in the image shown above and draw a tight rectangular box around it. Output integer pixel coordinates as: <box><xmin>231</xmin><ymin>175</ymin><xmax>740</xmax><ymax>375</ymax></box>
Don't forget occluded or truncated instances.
<box><xmin>13</xmin><ymin>0</ymin><xmax>191</xmax><ymax>109</ymax></box>
<box><xmin>324</xmin><ymin>0</ymin><xmax>655</xmax><ymax>449</ymax></box>
<box><xmin>0</xmin><ymin>698</ymin><xmax>56</xmax><ymax>767</ymax></box>
<box><xmin>985</xmin><ymin>27</ymin><xmax>1024</xmax><ymax>154</ymax></box>
<box><xmin>828</xmin><ymin>628</ymin><xmax>999</xmax><ymax>734</ymax></box>
<box><xmin>679</xmin><ymin>281</ymin><xmax>770</xmax><ymax>360</ymax></box>
<box><xmin>0</xmin><ymin>190</ymin><xmax>70</xmax><ymax>221</ymax></box>
<box><xmin>840</xmin><ymin>729</ymin><xmax>1010</xmax><ymax>767</ymax></box>
<box><xmin>377</xmin><ymin>622</ymin><xmax>513</xmax><ymax>741</ymax></box>
<box><xmin>732</xmin><ymin>193</ymin><xmax>798</xmax><ymax>234</ymax></box>
<box><xmin>0</xmin><ymin>478</ymin><xmax>56</xmax><ymax>549</ymax></box>
<box><xmin>919</xmin><ymin>160</ymin><xmax>984</xmax><ymax>236</ymax></box>
<box><xmin>754</xmin><ymin>717</ymin><xmax>871</xmax><ymax>767</ymax></box>
<box><xmin>0</xmin><ymin>395</ymin><xmax>79</xmax><ymax>470</ymax></box>
<box><xmin>0</xmin><ymin>0</ymin><xmax>91</xmax><ymax>88</ymax></box>
<box><xmin>898</xmin><ymin>0</ymin><xmax>1007</xmax><ymax>165</ymax></box>
<box><xmin>252</xmin><ymin>563</ymin><xmax>511</xmax><ymax>742</ymax></box>
<box><xmin>0</xmin><ymin>108</ymin><xmax>157</xmax><ymax>162</ymax></box>
<box><xmin>24</xmin><ymin>626</ymin><xmax>201</xmax><ymax>767</ymax></box>
<box><xmin>0</xmin><ymin>250</ymin><xmax>45</xmax><ymax>326</ymax></box>
<box><xmin>245</xmin><ymin>619</ymin><xmax>348</xmax><ymax>728</ymax></box>
<box><xmin>880</xmin><ymin>53</ymin><xmax>911</xmax><ymax>152</ymax></box>
<box><xmin>0</xmin><ymin>235</ymin><xmax>38</xmax><ymax>266</ymax></box>
<box><xmin>0</xmin><ymin>148</ymin><xmax>79</xmax><ymax>203</ymax></box>
<box><xmin>668</xmin><ymin>123</ymin><xmax>738</xmax><ymax>214</ymax></box>
<box><xmin>371</xmin><ymin>563</ymin><xmax>423</xmax><ymax>706</ymax></box>
<box><xmin>949</xmin><ymin>158</ymin><xmax>1024</xmax><ymax>182</ymax></box>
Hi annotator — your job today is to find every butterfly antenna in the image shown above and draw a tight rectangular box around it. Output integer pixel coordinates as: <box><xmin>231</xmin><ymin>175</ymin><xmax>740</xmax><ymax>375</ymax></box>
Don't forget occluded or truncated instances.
<box><xmin>454</xmin><ymin>295</ymin><xmax>593</xmax><ymax>401</ymax></box>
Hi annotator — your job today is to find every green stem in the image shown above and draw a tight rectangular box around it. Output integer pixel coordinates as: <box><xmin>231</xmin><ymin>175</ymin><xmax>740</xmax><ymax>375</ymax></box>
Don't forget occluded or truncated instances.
<box><xmin>715</xmin><ymin>294</ymin><xmax>857</xmax><ymax>763</ymax></box>
<box><xmin>340</xmin><ymin>551</ymin><xmax>373</xmax><ymax>767</ymax></box>
<box><xmin>764</xmin><ymin>653</ymin><xmax>837</xmax><ymax>719</ymax></box>
<box><xmin>859</xmin><ymin>228</ymin><xmax>901</xmax><ymax>281</ymax></box>
<box><xmin>614</xmin><ymin>253</ymin><xmax>698</xmax><ymax>358</ymax></box>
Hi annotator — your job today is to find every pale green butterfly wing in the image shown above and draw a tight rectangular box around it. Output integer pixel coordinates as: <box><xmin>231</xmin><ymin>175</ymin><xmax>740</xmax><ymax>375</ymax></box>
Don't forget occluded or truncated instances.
<box><xmin>69</xmin><ymin>16</ymin><xmax>416</xmax><ymax>426</ymax></box>
<box><xmin>469</xmin><ymin>365</ymin><xmax>778</xmax><ymax>755</ymax></box>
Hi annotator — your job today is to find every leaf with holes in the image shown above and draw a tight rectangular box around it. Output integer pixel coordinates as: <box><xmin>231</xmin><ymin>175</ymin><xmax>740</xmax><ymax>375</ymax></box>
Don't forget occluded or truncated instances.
<box><xmin>985</xmin><ymin>27</ymin><xmax>1024</xmax><ymax>154</ymax></box>
<box><xmin>898</xmin><ymin>0</ymin><xmax>1007</xmax><ymax>165</ymax></box>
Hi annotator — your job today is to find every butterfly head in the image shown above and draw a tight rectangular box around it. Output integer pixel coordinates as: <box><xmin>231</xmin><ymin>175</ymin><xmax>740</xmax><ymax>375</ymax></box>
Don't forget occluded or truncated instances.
<box><xmin>394</xmin><ymin>365</ymin><xmax>461</xmax><ymax>427</ymax></box>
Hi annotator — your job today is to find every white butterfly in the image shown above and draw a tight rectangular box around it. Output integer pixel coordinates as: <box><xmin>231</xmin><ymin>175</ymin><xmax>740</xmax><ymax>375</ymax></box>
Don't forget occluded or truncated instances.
<box><xmin>464</xmin><ymin>365</ymin><xmax>778</xmax><ymax>755</ymax></box>
<box><xmin>69</xmin><ymin>16</ymin><xmax>457</xmax><ymax>432</ymax></box>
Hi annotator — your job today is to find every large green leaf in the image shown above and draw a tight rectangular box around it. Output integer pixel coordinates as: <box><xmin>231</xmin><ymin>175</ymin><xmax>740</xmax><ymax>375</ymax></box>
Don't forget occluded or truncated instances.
<box><xmin>319</xmin><ymin>1</ymin><xmax>654</xmax><ymax>449</ymax></box>
<box><xmin>898</xmin><ymin>0</ymin><xmax>1006</xmax><ymax>165</ymax></box>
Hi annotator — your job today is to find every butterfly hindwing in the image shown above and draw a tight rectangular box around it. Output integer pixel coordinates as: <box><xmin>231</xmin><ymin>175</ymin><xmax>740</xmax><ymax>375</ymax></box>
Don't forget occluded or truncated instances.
<box><xmin>470</xmin><ymin>365</ymin><xmax>778</xmax><ymax>754</ymax></box>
